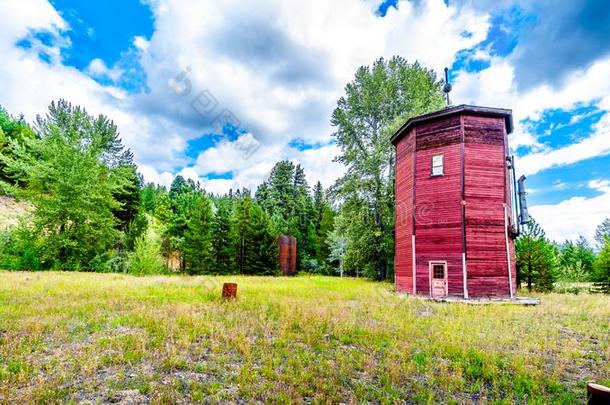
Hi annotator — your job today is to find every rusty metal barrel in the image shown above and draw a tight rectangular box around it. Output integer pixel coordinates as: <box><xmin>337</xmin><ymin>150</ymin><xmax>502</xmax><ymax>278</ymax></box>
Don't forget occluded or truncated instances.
<box><xmin>588</xmin><ymin>383</ymin><xmax>610</xmax><ymax>404</ymax></box>
<box><xmin>277</xmin><ymin>235</ymin><xmax>297</xmax><ymax>276</ymax></box>
<box><xmin>222</xmin><ymin>283</ymin><xmax>237</xmax><ymax>299</ymax></box>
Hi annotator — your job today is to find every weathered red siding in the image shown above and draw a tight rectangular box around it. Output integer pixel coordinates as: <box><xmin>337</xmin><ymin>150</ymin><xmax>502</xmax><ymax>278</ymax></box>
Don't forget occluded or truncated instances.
<box><xmin>395</xmin><ymin>128</ymin><xmax>415</xmax><ymax>292</ymax></box>
<box><xmin>414</xmin><ymin>140</ymin><xmax>463</xmax><ymax>297</ymax></box>
<box><xmin>464</xmin><ymin>115</ymin><xmax>511</xmax><ymax>296</ymax></box>
<box><xmin>393</xmin><ymin>105</ymin><xmax>516</xmax><ymax>298</ymax></box>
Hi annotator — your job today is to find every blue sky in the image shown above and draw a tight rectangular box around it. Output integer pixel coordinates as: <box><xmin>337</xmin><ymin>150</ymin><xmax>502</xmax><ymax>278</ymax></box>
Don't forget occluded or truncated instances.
<box><xmin>1</xmin><ymin>0</ymin><xmax>610</xmax><ymax>242</ymax></box>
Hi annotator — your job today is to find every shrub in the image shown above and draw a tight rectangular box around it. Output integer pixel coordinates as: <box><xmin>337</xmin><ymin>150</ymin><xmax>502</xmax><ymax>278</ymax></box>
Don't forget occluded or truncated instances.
<box><xmin>0</xmin><ymin>225</ymin><xmax>42</xmax><ymax>270</ymax></box>
<box><xmin>88</xmin><ymin>252</ymin><xmax>129</xmax><ymax>273</ymax></box>
<box><xmin>554</xmin><ymin>284</ymin><xmax>585</xmax><ymax>295</ymax></box>
<box><xmin>592</xmin><ymin>236</ymin><xmax>610</xmax><ymax>294</ymax></box>
<box><xmin>127</xmin><ymin>233</ymin><xmax>166</xmax><ymax>275</ymax></box>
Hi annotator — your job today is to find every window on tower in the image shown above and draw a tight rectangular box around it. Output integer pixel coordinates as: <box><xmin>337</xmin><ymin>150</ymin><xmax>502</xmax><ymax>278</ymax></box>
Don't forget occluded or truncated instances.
<box><xmin>432</xmin><ymin>264</ymin><xmax>445</xmax><ymax>279</ymax></box>
<box><xmin>431</xmin><ymin>154</ymin><xmax>444</xmax><ymax>176</ymax></box>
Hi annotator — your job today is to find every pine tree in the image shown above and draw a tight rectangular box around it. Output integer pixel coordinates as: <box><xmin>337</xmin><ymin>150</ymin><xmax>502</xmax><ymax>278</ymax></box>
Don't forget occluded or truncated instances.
<box><xmin>141</xmin><ymin>183</ymin><xmax>158</xmax><ymax>213</ymax></box>
<box><xmin>293</xmin><ymin>164</ymin><xmax>316</xmax><ymax>266</ymax></box>
<box><xmin>247</xmin><ymin>203</ymin><xmax>279</xmax><ymax>275</ymax></box>
<box><xmin>232</xmin><ymin>195</ymin><xmax>278</xmax><ymax>275</ymax></box>
<box><xmin>257</xmin><ymin>161</ymin><xmax>319</xmax><ymax>272</ymax></box>
<box><xmin>169</xmin><ymin>175</ymin><xmax>188</xmax><ymax>199</ymax></box>
<box><xmin>592</xmin><ymin>236</ymin><xmax>610</xmax><ymax>294</ymax></box>
<box><xmin>313</xmin><ymin>181</ymin><xmax>325</xmax><ymax>231</ymax></box>
<box><xmin>112</xmin><ymin>164</ymin><xmax>143</xmax><ymax>232</ymax></box>
<box><xmin>154</xmin><ymin>190</ymin><xmax>173</xmax><ymax>223</ymax></box>
<box><xmin>267</xmin><ymin>161</ymin><xmax>295</xmax><ymax>220</ymax></box>
<box><xmin>574</xmin><ymin>236</ymin><xmax>596</xmax><ymax>278</ymax></box>
<box><xmin>559</xmin><ymin>236</ymin><xmax>596</xmax><ymax>281</ymax></box>
<box><xmin>165</xmin><ymin>189</ymin><xmax>200</xmax><ymax>271</ymax></box>
<box><xmin>232</xmin><ymin>195</ymin><xmax>253</xmax><ymax>274</ymax></box>
<box><xmin>183</xmin><ymin>194</ymin><xmax>214</xmax><ymax>274</ymax></box>
<box><xmin>212</xmin><ymin>198</ymin><xmax>235</xmax><ymax>274</ymax></box>
<box><xmin>254</xmin><ymin>181</ymin><xmax>272</xmax><ymax>212</ymax></box>
<box><xmin>515</xmin><ymin>219</ymin><xmax>558</xmax><ymax>292</ymax></box>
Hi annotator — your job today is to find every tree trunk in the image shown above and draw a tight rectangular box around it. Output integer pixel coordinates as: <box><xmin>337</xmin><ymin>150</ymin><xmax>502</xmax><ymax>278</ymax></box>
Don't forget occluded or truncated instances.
<box><xmin>379</xmin><ymin>259</ymin><xmax>387</xmax><ymax>281</ymax></box>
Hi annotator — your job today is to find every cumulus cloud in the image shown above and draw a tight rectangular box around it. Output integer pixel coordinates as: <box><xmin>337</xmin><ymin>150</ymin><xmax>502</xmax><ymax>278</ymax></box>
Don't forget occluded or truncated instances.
<box><xmin>135</xmin><ymin>0</ymin><xmax>488</xmax><ymax>145</ymax></box>
<box><xmin>517</xmin><ymin>111</ymin><xmax>610</xmax><ymax>176</ymax></box>
<box><xmin>86</xmin><ymin>58</ymin><xmax>122</xmax><ymax>81</ymax></box>
<box><xmin>0</xmin><ymin>0</ymin><xmax>65</xmax><ymax>45</ymax></box>
<box><xmin>131</xmin><ymin>0</ymin><xmax>490</xmax><ymax>196</ymax></box>
<box><xmin>454</xmin><ymin>0</ymin><xmax>610</xmax><ymax>90</ymax></box>
<box><xmin>453</xmin><ymin>55</ymin><xmax>610</xmax><ymax>174</ymax></box>
<box><xmin>530</xmin><ymin>179</ymin><xmax>610</xmax><ymax>243</ymax></box>
<box><xmin>510</xmin><ymin>0</ymin><xmax>610</xmax><ymax>90</ymax></box>
<box><xmin>452</xmin><ymin>48</ymin><xmax>610</xmax><ymax>242</ymax></box>
<box><xmin>1</xmin><ymin>0</ymin><xmax>492</xmax><ymax>192</ymax></box>
<box><xmin>2</xmin><ymin>0</ymin><xmax>609</xmax><ymax>242</ymax></box>
<box><xmin>0</xmin><ymin>1</ymin><xmax>189</xmax><ymax>173</ymax></box>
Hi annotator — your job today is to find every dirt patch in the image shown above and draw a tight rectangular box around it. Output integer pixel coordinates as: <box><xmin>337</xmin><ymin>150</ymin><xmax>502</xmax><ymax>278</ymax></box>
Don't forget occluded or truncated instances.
<box><xmin>0</xmin><ymin>196</ymin><xmax>32</xmax><ymax>230</ymax></box>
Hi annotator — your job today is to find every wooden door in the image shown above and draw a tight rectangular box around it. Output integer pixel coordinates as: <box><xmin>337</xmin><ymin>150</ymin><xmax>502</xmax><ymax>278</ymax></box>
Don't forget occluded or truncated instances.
<box><xmin>430</xmin><ymin>262</ymin><xmax>448</xmax><ymax>297</ymax></box>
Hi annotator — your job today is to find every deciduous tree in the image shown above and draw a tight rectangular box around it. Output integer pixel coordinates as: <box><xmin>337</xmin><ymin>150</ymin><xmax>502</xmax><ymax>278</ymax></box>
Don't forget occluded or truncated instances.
<box><xmin>330</xmin><ymin>56</ymin><xmax>444</xmax><ymax>280</ymax></box>
<box><xmin>594</xmin><ymin>218</ymin><xmax>610</xmax><ymax>249</ymax></box>
<box><xmin>0</xmin><ymin>100</ymin><xmax>131</xmax><ymax>269</ymax></box>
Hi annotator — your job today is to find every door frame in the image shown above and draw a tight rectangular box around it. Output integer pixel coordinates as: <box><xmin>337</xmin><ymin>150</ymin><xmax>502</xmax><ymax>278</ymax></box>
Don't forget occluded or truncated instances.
<box><xmin>429</xmin><ymin>260</ymin><xmax>448</xmax><ymax>297</ymax></box>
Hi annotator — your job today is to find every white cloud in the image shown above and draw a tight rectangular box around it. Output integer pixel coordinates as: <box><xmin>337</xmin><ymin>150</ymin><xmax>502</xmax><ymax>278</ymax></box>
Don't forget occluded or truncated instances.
<box><xmin>453</xmin><ymin>52</ymin><xmax>610</xmax><ymax>242</ymax></box>
<box><xmin>285</xmin><ymin>144</ymin><xmax>346</xmax><ymax>189</ymax></box>
<box><xmin>138</xmin><ymin>0</ymin><xmax>489</xmax><ymax>189</ymax></box>
<box><xmin>133</xmin><ymin>36</ymin><xmax>149</xmax><ymax>51</ymax></box>
<box><xmin>86</xmin><ymin>58</ymin><xmax>123</xmax><ymax>81</ymax></box>
<box><xmin>588</xmin><ymin>179</ymin><xmax>610</xmax><ymax>193</ymax></box>
<box><xmin>530</xmin><ymin>180</ymin><xmax>610</xmax><ymax>243</ymax></box>
<box><xmin>0</xmin><ymin>0</ymin><xmax>65</xmax><ymax>46</ymax></box>
<box><xmin>454</xmin><ymin>55</ymin><xmax>610</xmax><ymax>168</ymax></box>
<box><xmin>0</xmin><ymin>0</ymin><xmax>492</xmax><ymax>196</ymax></box>
<box><xmin>518</xmin><ymin>111</ymin><xmax>610</xmax><ymax>176</ymax></box>
<box><xmin>2</xmin><ymin>0</ymin><xmax>610</xmax><ymax>243</ymax></box>
<box><xmin>138</xmin><ymin>164</ymin><xmax>175</xmax><ymax>188</ymax></box>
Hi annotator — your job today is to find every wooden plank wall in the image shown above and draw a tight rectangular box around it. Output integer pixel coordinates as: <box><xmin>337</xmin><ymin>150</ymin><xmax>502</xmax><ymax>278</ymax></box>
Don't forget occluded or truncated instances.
<box><xmin>394</xmin><ymin>129</ymin><xmax>415</xmax><ymax>292</ymax></box>
<box><xmin>463</xmin><ymin>115</ymin><xmax>511</xmax><ymax>297</ymax></box>
<box><xmin>394</xmin><ymin>111</ymin><xmax>516</xmax><ymax>298</ymax></box>
<box><xmin>414</xmin><ymin>117</ymin><xmax>464</xmax><ymax>297</ymax></box>
<box><xmin>504</xmin><ymin>122</ymin><xmax>518</xmax><ymax>295</ymax></box>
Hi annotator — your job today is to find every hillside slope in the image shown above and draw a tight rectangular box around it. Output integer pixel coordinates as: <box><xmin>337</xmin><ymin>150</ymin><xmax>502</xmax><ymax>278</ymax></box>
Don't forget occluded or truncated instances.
<box><xmin>0</xmin><ymin>196</ymin><xmax>31</xmax><ymax>230</ymax></box>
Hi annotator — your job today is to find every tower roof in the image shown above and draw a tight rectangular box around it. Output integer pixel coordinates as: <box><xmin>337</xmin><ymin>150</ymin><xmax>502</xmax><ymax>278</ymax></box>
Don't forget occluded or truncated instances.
<box><xmin>390</xmin><ymin>104</ymin><xmax>513</xmax><ymax>145</ymax></box>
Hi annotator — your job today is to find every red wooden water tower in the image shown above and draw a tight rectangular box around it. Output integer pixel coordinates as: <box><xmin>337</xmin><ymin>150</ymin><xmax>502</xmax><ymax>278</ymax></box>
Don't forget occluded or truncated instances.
<box><xmin>391</xmin><ymin>104</ymin><xmax>528</xmax><ymax>299</ymax></box>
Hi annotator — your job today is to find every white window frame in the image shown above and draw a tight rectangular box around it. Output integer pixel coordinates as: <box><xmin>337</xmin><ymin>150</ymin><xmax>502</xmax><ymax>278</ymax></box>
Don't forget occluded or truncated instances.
<box><xmin>431</xmin><ymin>154</ymin><xmax>444</xmax><ymax>176</ymax></box>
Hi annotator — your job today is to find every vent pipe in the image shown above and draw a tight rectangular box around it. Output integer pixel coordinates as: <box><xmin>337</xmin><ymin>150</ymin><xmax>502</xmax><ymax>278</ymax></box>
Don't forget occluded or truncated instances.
<box><xmin>517</xmin><ymin>175</ymin><xmax>530</xmax><ymax>225</ymax></box>
<box><xmin>507</xmin><ymin>156</ymin><xmax>520</xmax><ymax>236</ymax></box>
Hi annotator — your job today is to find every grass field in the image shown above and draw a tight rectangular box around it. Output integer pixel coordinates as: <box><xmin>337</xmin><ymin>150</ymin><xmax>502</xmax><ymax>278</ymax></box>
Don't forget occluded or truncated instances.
<box><xmin>0</xmin><ymin>272</ymin><xmax>608</xmax><ymax>404</ymax></box>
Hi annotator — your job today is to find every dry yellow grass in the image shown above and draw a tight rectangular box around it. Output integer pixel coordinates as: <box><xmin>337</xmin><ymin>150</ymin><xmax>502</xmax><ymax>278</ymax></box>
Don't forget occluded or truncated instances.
<box><xmin>0</xmin><ymin>271</ymin><xmax>608</xmax><ymax>403</ymax></box>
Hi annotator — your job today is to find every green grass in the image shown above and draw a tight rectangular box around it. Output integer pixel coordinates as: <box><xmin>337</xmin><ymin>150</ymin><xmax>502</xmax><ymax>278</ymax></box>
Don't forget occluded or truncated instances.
<box><xmin>0</xmin><ymin>271</ymin><xmax>608</xmax><ymax>403</ymax></box>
